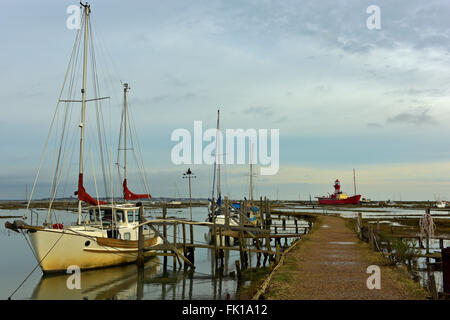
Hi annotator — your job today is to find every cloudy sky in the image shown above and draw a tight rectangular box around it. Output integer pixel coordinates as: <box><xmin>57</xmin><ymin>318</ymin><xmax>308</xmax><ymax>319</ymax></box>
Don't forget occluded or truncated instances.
<box><xmin>1</xmin><ymin>0</ymin><xmax>450</xmax><ymax>201</ymax></box>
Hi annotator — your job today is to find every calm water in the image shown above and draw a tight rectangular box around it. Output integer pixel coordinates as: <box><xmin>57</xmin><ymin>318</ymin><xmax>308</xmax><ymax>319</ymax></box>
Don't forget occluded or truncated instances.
<box><xmin>0</xmin><ymin>206</ymin><xmax>304</xmax><ymax>300</ymax></box>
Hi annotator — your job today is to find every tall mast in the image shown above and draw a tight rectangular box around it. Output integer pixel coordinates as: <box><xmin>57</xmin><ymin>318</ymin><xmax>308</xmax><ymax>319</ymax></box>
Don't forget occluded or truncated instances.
<box><xmin>353</xmin><ymin>168</ymin><xmax>356</xmax><ymax>195</ymax></box>
<box><xmin>123</xmin><ymin>83</ymin><xmax>129</xmax><ymax>184</ymax></box>
<box><xmin>249</xmin><ymin>143</ymin><xmax>254</xmax><ymax>204</ymax></box>
<box><xmin>216</xmin><ymin>109</ymin><xmax>221</xmax><ymax>199</ymax></box>
<box><xmin>78</xmin><ymin>3</ymin><xmax>90</xmax><ymax>220</ymax></box>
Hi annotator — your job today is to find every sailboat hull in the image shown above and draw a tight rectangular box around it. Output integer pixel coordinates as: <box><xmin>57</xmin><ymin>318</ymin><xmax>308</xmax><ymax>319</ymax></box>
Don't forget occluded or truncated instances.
<box><xmin>28</xmin><ymin>227</ymin><xmax>162</xmax><ymax>273</ymax></box>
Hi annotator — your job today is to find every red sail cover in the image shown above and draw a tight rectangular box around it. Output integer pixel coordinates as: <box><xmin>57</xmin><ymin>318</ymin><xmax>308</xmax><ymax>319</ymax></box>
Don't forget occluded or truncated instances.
<box><xmin>74</xmin><ymin>173</ymin><xmax>107</xmax><ymax>206</ymax></box>
<box><xmin>123</xmin><ymin>179</ymin><xmax>151</xmax><ymax>200</ymax></box>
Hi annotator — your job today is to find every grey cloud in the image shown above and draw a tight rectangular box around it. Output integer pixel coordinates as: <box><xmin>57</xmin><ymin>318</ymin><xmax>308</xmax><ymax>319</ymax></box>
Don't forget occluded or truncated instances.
<box><xmin>243</xmin><ymin>106</ymin><xmax>274</xmax><ymax>117</ymax></box>
<box><xmin>385</xmin><ymin>88</ymin><xmax>445</xmax><ymax>97</ymax></box>
<box><xmin>367</xmin><ymin>122</ymin><xmax>382</xmax><ymax>128</ymax></box>
<box><xmin>386</xmin><ymin>108</ymin><xmax>438</xmax><ymax>125</ymax></box>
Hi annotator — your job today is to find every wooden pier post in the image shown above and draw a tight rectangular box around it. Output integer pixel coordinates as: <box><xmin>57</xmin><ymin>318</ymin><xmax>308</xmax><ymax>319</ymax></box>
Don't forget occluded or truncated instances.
<box><xmin>266</xmin><ymin>198</ymin><xmax>271</xmax><ymax>227</ymax></box>
<box><xmin>275</xmin><ymin>242</ymin><xmax>281</xmax><ymax>264</ymax></box>
<box><xmin>235</xmin><ymin>260</ymin><xmax>242</xmax><ymax>281</ymax></box>
<box><xmin>173</xmin><ymin>222</ymin><xmax>177</xmax><ymax>268</ymax></box>
<box><xmin>255</xmin><ymin>237</ymin><xmax>262</xmax><ymax>267</ymax></box>
<box><xmin>182</xmin><ymin>223</ymin><xmax>186</xmax><ymax>253</ymax></box>
<box><xmin>369</xmin><ymin>223</ymin><xmax>374</xmax><ymax>250</ymax></box>
<box><xmin>224</xmin><ymin>197</ymin><xmax>230</xmax><ymax>246</ymax></box>
<box><xmin>356</xmin><ymin>213</ymin><xmax>362</xmax><ymax>240</ymax></box>
<box><xmin>295</xmin><ymin>219</ymin><xmax>298</xmax><ymax>234</ymax></box>
<box><xmin>238</xmin><ymin>200</ymin><xmax>246</xmax><ymax>268</ymax></box>
<box><xmin>427</xmin><ymin>263</ymin><xmax>438</xmax><ymax>300</ymax></box>
<box><xmin>212</xmin><ymin>198</ymin><xmax>217</xmax><ymax>266</ymax></box>
<box><xmin>260</xmin><ymin>196</ymin><xmax>264</xmax><ymax>227</ymax></box>
<box><xmin>137</xmin><ymin>202</ymin><xmax>145</xmax><ymax>267</ymax></box>
<box><xmin>163</xmin><ymin>203</ymin><xmax>168</xmax><ymax>267</ymax></box>
<box><xmin>137</xmin><ymin>264</ymin><xmax>144</xmax><ymax>300</ymax></box>
<box><xmin>443</xmin><ymin>247</ymin><xmax>450</xmax><ymax>295</ymax></box>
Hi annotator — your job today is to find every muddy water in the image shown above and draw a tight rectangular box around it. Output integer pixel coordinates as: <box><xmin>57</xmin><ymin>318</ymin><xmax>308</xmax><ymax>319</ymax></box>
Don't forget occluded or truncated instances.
<box><xmin>0</xmin><ymin>206</ymin><xmax>307</xmax><ymax>300</ymax></box>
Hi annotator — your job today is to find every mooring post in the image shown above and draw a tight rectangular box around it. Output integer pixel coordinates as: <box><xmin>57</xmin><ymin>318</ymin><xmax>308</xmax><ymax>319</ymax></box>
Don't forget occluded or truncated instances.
<box><xmin>224</xmin><ymin>197</ymin><xmax>230</xmax><ymax>226</ymax></box>
<box><xmin>137</xmin><ymin>264</ymin><xmax>144</xmax><ymax>300</ymax></box>
<box><xmin>275</xmin><ymin>242</ymin><xmax>281</xmax><ymax>264</ymax></box>
<box><xmin>212</xmin><ymin>197</ymin><xmax>217</xmax><ymax>265</ymax></box>
<box><xmin>173</xmin><ymin>222</ymin><xmax>177</xmax><ymax>268</ymax></box>
<box><xmin>266</xmin><ymin>198</ymin><xmax>271</xmax><ymax>227</ymax></box>
<box><xmin>255</xmin><ymin>237</ymin><xmax>262</xmax><ymax>267</ymax></box>
<box><xmin>235</xmin><ymin>260</ymin><xmax>242</xmax><ymax>281</ymax></box>
<box><xmin>418</xmin><ymin>237</ymin><xmax>424</xmax><ymax>249</ymax></box>
<box><xmin>295</xmin><ymin>219</ymin><xmax>298</xmax><ymax>234</ymax></box>
<box><xmin>369</xmin><ymin>223</ymin><xmax>374</xmax><ymax>250</ymax></box>
<box><xmin>182</xmin><ymin>222</ymin><xmax>186</xmax><ymax>254</ymax></box>
<box><xmin>162</xmin><ymin>203</ymin><xmax>168</xmax><ymax>267</ymax></box>
<box><xmin>427</xmin><ymin>263</ymin><xmax>438</xmax><ymax>300</ymax></box>
<box><xmin>282</xmin><ymin>218</ymin><xmax>286</xmax><ymax>231</ymax></box>
<box><xmin>137</xmin><ymin>202</ymin><xmax>145</xmax><ymax>267</ymax></box>
<box><xmin>260</xmin><ymin>196</ymin><xmax>264</xmax><ymax>227</ymax></box>
<box><xmin>442</xmin><ymin>247</ymin><xmax>450</xmax><ymax>296</ymax></box>
<box><xmin>224</xmin><ymin>196</ymin><xmax>230</xmax><ymax>246</ymax></box>
<box><xmin>238</xmin><ymin>200</ymin><xmax>245</xmax><ymax>268</ymax></box>
<box><xmin>356</xmin><ymin>213</ymin><xmax>362</xmax><ymax>239</ymax></box>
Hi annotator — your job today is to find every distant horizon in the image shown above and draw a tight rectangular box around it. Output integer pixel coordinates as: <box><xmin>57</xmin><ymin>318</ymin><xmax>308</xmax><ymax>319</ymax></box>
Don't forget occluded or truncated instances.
<box><xmin>2</xmin><ymin>1</ymin><xmax>450</xmax><ymax>203</ymax></box>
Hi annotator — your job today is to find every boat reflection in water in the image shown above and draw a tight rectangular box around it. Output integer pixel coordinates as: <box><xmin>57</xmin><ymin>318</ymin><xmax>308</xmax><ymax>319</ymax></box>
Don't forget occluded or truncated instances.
<box><xmin>31</xmin><ymin>258</ymin><xmax>161</xmax><ymax>300</ymax></box>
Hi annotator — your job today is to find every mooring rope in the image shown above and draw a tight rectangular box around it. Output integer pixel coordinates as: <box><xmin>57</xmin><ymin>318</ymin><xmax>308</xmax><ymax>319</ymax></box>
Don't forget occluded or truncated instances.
<box><xmin>8</xmin><ymin>231</ymin><xmax>65</xmax><ymax>300</ymax></box>
<box><xmin>419</xmin><ymin>210</ymin><xmax>436</xmax><ymax>242</ymax></box>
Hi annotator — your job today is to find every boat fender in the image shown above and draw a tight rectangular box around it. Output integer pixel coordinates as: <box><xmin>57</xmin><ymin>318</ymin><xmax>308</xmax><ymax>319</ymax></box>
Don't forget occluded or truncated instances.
<box><xmin>52</xmin><ymin>223</ymin><xmax>64</xmax><ymax>229</ymax></box>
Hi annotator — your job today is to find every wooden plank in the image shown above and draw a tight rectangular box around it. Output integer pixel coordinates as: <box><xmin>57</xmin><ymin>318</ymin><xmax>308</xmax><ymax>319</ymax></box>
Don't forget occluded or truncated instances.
<box><xmin>182</xmin><ymin>243</ymin><xmax>275</xmax><ymax>255</ymax></box>
<box><xmin>221</xmin><ymin>230</ymin><xmax>303</xmax><ymax>239</ymax></box>
<box><xmin>147</xmin><ymin>224</ymin><xmax>194</xmax><ymax>268</ymax></box>
<box><xmin>138</xmin><ymin>220</ymin><xmax>270</xmax><ymax>234</ymax></box>
<box><xmin>97</xmin><ymin>236</ymin><xmax>158</xmax><ymax>249</ymax></box>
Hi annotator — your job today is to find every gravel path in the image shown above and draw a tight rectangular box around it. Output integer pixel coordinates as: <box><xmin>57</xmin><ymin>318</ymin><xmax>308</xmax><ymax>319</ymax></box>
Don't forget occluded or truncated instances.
<box><xmin>265</xmin><ymin>215</ymin><xmax>427</xmax><ymax>300</ymax></box>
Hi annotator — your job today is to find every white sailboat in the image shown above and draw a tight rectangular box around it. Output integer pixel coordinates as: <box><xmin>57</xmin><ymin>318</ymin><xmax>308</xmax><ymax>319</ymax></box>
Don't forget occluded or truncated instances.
<box><xmin>6</xmin><ymin>3</ymin><xmax>162</xmax><ymax>273</ymax></box>
<box><xmin>206</xmin><ymin>109</ymin><xmax>239</xmax><ymax>226</ymax></box>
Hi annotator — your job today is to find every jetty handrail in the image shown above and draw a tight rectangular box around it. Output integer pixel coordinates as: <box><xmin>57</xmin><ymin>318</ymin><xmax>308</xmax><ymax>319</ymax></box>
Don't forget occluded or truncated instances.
<box><xmin>132</xmin><ymin>218</ymin><xmax>270</xmax><ymax>234</ymax></box>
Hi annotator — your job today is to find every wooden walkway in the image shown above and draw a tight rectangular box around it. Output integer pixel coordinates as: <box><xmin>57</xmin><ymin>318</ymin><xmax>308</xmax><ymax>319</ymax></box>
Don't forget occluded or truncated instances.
<box><xmin>264</xmin><ymin>215</ymin><xmax>427</xmax><ymax>300</ymax></box>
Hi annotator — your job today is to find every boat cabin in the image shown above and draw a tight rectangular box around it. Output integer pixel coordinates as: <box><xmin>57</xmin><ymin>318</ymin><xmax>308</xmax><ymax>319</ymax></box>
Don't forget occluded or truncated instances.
<box><xmin>85</xmin><ymin>204</ymin><xmax>141</xmax><ymax>227</ymax></box>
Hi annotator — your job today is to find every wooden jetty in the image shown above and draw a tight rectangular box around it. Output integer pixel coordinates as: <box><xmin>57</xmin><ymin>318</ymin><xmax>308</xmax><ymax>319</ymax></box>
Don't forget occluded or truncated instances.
<box><xmin>135</xmin><ymin>197</ymin><xmax>309</xmax><ymax>271</ymax></box>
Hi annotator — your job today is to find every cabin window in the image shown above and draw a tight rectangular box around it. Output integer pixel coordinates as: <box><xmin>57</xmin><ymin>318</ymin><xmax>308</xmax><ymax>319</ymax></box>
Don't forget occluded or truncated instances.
<box><xmin>115</xmin><ymin>210</ymin><xmax>124</xmax><ymax>223</ymax></box>
<box><xmin>102</xmin><ymin>209</ymin><xmax>113</xmax><ymax>222</ymax></box>
<box><xmin>89</xmin><ymin>209</ymin><xmax>95</xmax><ymax>222</ymax></box>
<box><xmin>89</xmin><ymin>209</ymin><xmax>104</xmax><ymax>222</ymax></box>
<box><xmin>123</xmin><ymin>232</ymin><xmax>131</xmax><ymax>240</ymax></box>
<box><xmin>127</xmin><ymin>210</ymin><xmax>135</xmax><ymax>223</ymax></box>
